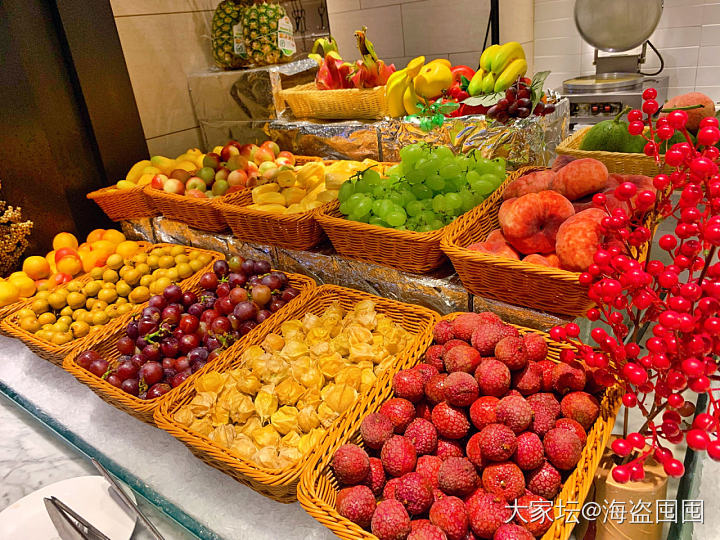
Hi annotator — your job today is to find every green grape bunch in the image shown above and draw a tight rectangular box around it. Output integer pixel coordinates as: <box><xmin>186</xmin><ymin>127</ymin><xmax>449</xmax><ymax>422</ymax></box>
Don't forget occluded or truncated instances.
<box><xmin>337</xmin><ymin>143</ymin><xmax>506</xmax><ymax>232</ymax></box>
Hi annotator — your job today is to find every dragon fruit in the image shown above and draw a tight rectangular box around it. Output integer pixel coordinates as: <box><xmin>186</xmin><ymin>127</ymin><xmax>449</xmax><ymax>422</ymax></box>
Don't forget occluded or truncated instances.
<box><xmin>315</xmin><ymin>52</ymin><xmax>354</xmax><ymax>90</ymax></box>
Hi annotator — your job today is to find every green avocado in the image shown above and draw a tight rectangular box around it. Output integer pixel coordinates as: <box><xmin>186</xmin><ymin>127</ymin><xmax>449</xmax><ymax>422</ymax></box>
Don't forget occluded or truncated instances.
<box><xmin>580</xmin><ymin>106</ymin><xmax>636</xmax><ymax>152</ymax></box>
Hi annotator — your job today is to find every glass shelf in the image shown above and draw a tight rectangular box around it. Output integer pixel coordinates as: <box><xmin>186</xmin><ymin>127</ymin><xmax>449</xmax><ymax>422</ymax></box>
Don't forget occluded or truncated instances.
<box><xmin>0</xmin><ymin>335</ymin><xmax>333</xmax><ymax>540</ymax></box>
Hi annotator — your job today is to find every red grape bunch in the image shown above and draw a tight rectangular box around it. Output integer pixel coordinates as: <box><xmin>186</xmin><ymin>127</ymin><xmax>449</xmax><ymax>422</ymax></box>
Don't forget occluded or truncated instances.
<box><xmin>487</xmin><ymin>78</ymin><xmax>556</xmax><ymax>124</ymax></box>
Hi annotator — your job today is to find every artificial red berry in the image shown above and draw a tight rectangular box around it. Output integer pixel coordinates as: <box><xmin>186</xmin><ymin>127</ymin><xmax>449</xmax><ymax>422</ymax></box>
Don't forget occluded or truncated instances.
<box><xmin>612</xmin><ymin>465</ymin><xmax>631</xmax><ymax>483</ymax></box>
<box><xmin>628</xmin><ymin>121</ymin><xmax>645</xmax><ymax>136</ymax></box>
<box><xmin>698</xmin><ymin>126</ymin><xmax>720</xmax><ymax>146</ymax></box>
<box><xmin>686</xmin><ymin>429</ymin><xmax>710</xmax><ymax>451</ymax></box>
<box><xmin>628</xmin><ymin>109</ymin><xmax>643</xmax><ymax>122</ymax></box>
<box><xmin>642</xmin><ymin>88</ymin><xmax>657</xmax><ymax>100</ymax></box>
<box><xmin>642</xmin><ymin>99</ymin><xmax>659</xmax><ymax>115</ymax></box>
<box><xmin>667</xmin><ymin>110</ymin><xmax>688</xmax><ymax>130</ymax></box>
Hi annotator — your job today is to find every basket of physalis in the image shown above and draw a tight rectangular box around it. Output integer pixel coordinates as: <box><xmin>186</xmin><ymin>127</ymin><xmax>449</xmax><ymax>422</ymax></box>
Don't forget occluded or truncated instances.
<box><xmin>153</xmin><ymin>284</ymin><xmax>437</xmax><ymax>503</ymax></box>
<box><xmin>217</xmin><ymin>159</ymin><xmax>389</xmax><ymax>251</ymax></box>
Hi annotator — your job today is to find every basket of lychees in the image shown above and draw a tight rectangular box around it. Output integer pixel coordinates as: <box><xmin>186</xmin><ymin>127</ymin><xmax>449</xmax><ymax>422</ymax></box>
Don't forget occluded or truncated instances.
<box><xmin>298</xmin><ymin>312</ymin><xmax>622</xmax><ymax>540</ymax></box>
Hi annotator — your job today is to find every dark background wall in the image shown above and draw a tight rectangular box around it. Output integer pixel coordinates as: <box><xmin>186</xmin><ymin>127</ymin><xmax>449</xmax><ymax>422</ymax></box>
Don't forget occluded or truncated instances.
<box><xmin>0</xmin><ymin>0</ymin><xmax>146</xmax><ymax>255</ymax></box>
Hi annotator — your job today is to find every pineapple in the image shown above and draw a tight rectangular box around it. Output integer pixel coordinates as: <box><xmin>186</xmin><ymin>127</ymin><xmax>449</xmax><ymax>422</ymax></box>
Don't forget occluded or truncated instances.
<box><xmin>241</xmin><ymin>2</ymin><xmax>295</xmax><ymax>66</ymax></box>
<box><xmin>211</xmin><ymin>0</ymin><xmax>253</xmax><ymax>69</ymax></box>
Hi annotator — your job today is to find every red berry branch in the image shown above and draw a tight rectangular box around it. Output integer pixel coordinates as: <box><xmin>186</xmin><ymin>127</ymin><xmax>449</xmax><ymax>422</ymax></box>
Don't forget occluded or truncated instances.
<box><xmin>549</xmin><ymin>87</ymin><xmax>720</xmax><ymax>483</ymax></box>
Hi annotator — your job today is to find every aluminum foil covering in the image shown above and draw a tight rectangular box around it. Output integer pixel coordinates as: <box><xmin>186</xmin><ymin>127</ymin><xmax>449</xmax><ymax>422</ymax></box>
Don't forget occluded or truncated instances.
<box><xmin>121</xmin><ymin>218</ymin><xmax>155</xmax><ymax>243</ymax></box>
<box><xmin>226</xmin><ymin>236</ymin><xmax>278</xmax><ymax>266</ymax></box>
<box><xmin>265</xmin><ymin>119</ymin><xmax>380</xmax><ymax>160</ymax></box>
<box><xmin>151</xmin><ymin>217</ymin><xmax>198</xmax><ymax>246</ymax></box>
<box><xmin>380</xmin><ymin>97</ymin><xmax>570</xmax><ymax>168</ymax></box>
<box><xmin>200</xmin><ymin>120</ymin><xmax>270</xmax><ymax>151</ymax></box>
<box><xmin>472</xmin><ymin>295</ymin><xmax>572</xmax><ymax>330</ymax></box>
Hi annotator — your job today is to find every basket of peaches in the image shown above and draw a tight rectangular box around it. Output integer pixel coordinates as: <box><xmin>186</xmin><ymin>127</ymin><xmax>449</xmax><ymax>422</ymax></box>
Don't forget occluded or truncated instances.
<box><xmin>142</xmin><ymin>140</ymin><xmax>319</xmax><ymax>233</ymax></box>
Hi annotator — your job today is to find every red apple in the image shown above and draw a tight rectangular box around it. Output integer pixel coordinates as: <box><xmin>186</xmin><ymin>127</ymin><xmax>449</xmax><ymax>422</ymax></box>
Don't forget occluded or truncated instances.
<box><xmin>261</xmin><ymin>140</ymin><xmax>280</xmax><ymax>157</ymax></box>
<box><xmin>277</xmin><ymin>151</ymin><xmax>296</xmax><ymax>166</ymax></box>
<box><xmin>246</xmin><ymin>161</ymin><xmax>259</xmax><ymax>175</ymax></box>
<box><xmin>186</xmin><ymin>189</ymin><xmax>207</xmax><ymax>198</ymax></box>
<box><xmin>186</xmin><ymin>177</ymin><xmax>206</xmax><ymax>192</ymax></box>
<box><xmin>227</xmin><ymin>169</ymin><xmax>247</xmax><ymax>187</ymax></box>
<box><xmin>163</xmin><ymin>178</ymin><xmax>185</xmax><ymax>195</ymax></box>
<box><xmin>220</xmin><ymin>141</ymin><xmax>242</xmax><ymax>162</ymax></box>
<box><xmin>258</xmin><ymin>161</ymin><xmax>277</xmax><ymax>175</ymax></box>
<box><xmin>226</xmin><ymin>154</ymin><xmax>248</xmax><ymax>171</ymax></box>
<box><xmin>239</xmin><ymin>143</ymin><xmax>259</xmax><ymax>161</ymax></box>
<box><xmin>253</xmin><ymin>147</ymin><xmax>275</xmax><ymax>165</ymax></box>
<box><xmin>274</xmin><ymin>157</ymin><xmax>294</xmax><ymax>168</ymax></box>
<box><xmin>151</xmin><ymin>174</ymin><xmax>168</xmax><ymax>190</ymax></box>
<box><xmin>227</xmin><ymin>185</ymin><xmax>245</xmax><ymax>193</ymax></box>
<box><xmin>214</xmin><ymin>167</ymin><xmax>230</xmax><ymax>182</ymax></box>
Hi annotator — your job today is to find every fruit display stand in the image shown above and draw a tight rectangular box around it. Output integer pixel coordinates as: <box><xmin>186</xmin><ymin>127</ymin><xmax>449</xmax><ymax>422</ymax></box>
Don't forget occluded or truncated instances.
<box><xmin>86</xmin><ymin>184</ymin><xmax>159</xmax><ymax>222</ymax></box>
<box><xmin>556</xmin><ymin>126</ymin><xmax>672</xmax><ymax>176</ymax></box>
<box><xmin>153</xmin><ymin>285</ymin><xmax>437</xmax><ymax>502</ymax></box>
<box><xmin>61</xmin><ymin>270</ymin><xmax>316</xmax><ymax>425</ymax></box>
<box><xmin>0</xmin><ymin>244</ymin><xmax>221</xmax><ymax>366</ymax></box>
<box><xmin>297</xmin><ymin>312</ymin><xmax>623</xmax><ymax>540</ymax></box>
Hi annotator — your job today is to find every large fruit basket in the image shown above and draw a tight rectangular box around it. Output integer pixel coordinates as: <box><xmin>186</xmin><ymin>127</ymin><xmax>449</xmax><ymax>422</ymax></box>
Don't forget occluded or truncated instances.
<box><xmin>217</xmin><ymin>191</ymin><xmax>330</xmax><ymax>251</ymax></box>
<box><xmin>297</xmin><ymin>312</ymin><xmax>623</xmax><ymax>540</ymax></box>
<box><xmin>280</xmin><ymin>83</ymin><xmax>389</xmax><ymax>121</ymax></box>
<box><xmin>315</xmin><ymin>167</ymin><xmax>522</xmax><ymax>274</ymax></box>
<box><xmin>0</xmin><ymin>244</ymin><xmax>221</xmax><ymax>366</ymax></box>
<box><xmin>62</xmin><ymin>271</ymin><xmax>316</xmax><ymax>425</ymax></box>
<box><xmin>87</xmin><ymin>185</ymin><xmax>159</xmax><ymax>222</ymax></box>
<box><xmin>555</xmin><ymin>126</ymin><xmax>671</xmax><ymax>176</ymax></box>
<box><xmin>153</xmin><ymin>285</ymin><xmax>437</xmax><ymax>503</ymax></box>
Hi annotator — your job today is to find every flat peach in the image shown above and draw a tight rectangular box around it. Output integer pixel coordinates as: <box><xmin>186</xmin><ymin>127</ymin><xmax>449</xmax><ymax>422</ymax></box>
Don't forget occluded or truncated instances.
<box><xmin>503</xmin><ymin>170</ymin><xmax>557</xmax><ymax>200</ymax></box>
<box><xmin>556</xmin><ymin>208</ymin><xmax>606</xmax><ymax>271</ymax></box>
<box><xmin>551</xmin><ymin>158</ymin><xmax>608</xmax><ymax>201</ymax></box>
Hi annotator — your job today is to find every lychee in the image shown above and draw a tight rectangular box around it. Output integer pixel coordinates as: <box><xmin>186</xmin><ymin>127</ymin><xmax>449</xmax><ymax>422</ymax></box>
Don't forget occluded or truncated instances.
<box><xmin>554</xmin><ymin>417</ymin><xmax>588</xmax><ymax>445</ymax></box>
<box><xmin>332</xmin><ymin>444</ymin><xmax>370</xmax><ymax>485</ymax></box>
<box><xmin>436</xmin><ymin>438</ymin><xmax>465</xmax><ymax>460</ymax></box>
<box><xmin>444</xmin><ymin>371</ymin><xmax>480</xmax><ymax>406</ymax></box>
<box><xmin>511</xmin><ymin>363</ymin><xmax>542</xmax><ymax>395</ymax></box>
<box><xmin>381</xmin><ymin>435</ymin><xmax>418</xmax><ymax>477</ymax></box>
<box><xmin>361</xmin><ymin>413</ymin><xmax>395</xmax><ymax>450</ymax></box>
<box><xmin>444</xmin><ymin>345</ymin><xmax>482</xmax><ymax>374</ymax></box>
<box><xmin>408</xmin><ymin>522</ymin><xmax>449</xmax><ymax>540</ymax></box>
<box><xmin>394</xmin><ymin>369</ymin><xmax>426</xmax><ymax>403</ymax></box>
<box><xmin>495</xmin><ymin>336</ymin><xmax>528</xmax><ymax>370</ymax></box>
<box><xmin>430</xmin><ymin>496</ymin><xmax>469</xmax><ymax>540</ymax></box>
<box><xmin>466</xmin><ymin>491</ymin><xmax>511</xmax><ymax>539</ymax></box>
<box><xmin>452</xmin><ymin>313</ymin><xmax>484</xmax><ymax>341</ymax></box>
<box><xmin>425</xmin><ymin>345</ymin><xmax>446</xmax><ymax>372</ymax></box>
<box><xmin>371</xmin><ymin>499</ymin><xmax>412</xmax><ymax>540</ymax></box>
<box><xmin>529</xmin><ymin>409</ymin><xmax>556</xmax><ymax>438</ymax></box>
<box><xmin>363</xmin><ymin>457</ymin><xmax>386</xmax><ymax>496</ymax></box>
<box><xmin>438</xmin><ymin>457</ymin><xmax>479</xmax><ymax>496</ymax></box>
<box><xmin>444</xmin><ymin>339</ymin><xmax>468</xmax><ymax>354</ymax></box>
<box><xmin>475</xmin><ymin>311</ymin><xmax>503</xmax><ymax>325</ymax></box>
<box><xmin>494</xmin><ymin>523</ymin><xmax>534</xmax><ymax>540</ymax></box>
<box><xmin>336</xmin><ymin>485</ymin><xmax>376</xmax><ymax>528</ymax></box>
<box><xmin>414</xmin><ymin>363</ymin><xmax>440</xmax><ymax>384</ymax></box>
<box><xmin>543</xmin><ymin>427</ymin><xmax>582</xmax><ymax>470</ymax></box>
<box><xmin>425</xmin><ymin>373</ymin><xmax>449</xmax><ymax>405</ymax></box>
<box><xmin>383</xmin><ymin>477</ymin><xmax>401</xmax><ymax>499</ymax></box>
<box><xmin>469</xmin><ymin>396</ymin><xmax>499</xmax><ymax>430</ymax></box>
<box><xmin>514</xmin><ymin>493</ymin><xmax>553</xmax><ymax>536</ymax></box>
<box><xmin>478</xmin><ymin>423</ymin><xmax>517</xmax><ymax>462</ymax></box>
<box><xmin>560</xmin><ymin>391</ymin><xmax>600</xmax><ymax>430</ymax></box>
<box><xmin>523</xmin><ymin>333</ymin><xmax>548</xmax><ymax>362</ymax></box>
<box><xmin>433</xmin><ymin>320</ymin><xmax>455</xmax><ymax>344</ymax></box>
<box><xmin>405</xmin><ymin>418</ymin><xmax>439</xmax><ymax>455</ymax></box>
<box><xmin>471</xmin><ymin>324</ymin><xmax>516</xmax><ymax>355</ymax></box>
<box><xmin>432</xmin><ymin>402</ymin><xmax>470</xmax><ymax>439</ymax></box>
<box><xmin>474</xmin><ymin>358</ymin><xmax>511</xmax><ymax>397</ymax></box>
<box><xmin>396</xmin><ymin>472</ymin><xmax>434</xmax><ymax>515</ymax></box>
<box><xmin>416</xmin><ymin>454</ymin><xmax>443</xmax><ymax>488</ymax></box>
<box><xmin>526</xmin><ymin>460</ymin><xmax>562</xmax><ymax>499</ymax></box>
<box><xmin>380</xmin><ymin>398</ymin><xmax>416</xmax><ymax>433</ymax></box>
<box><xmin>416</xmin><ymin>401</ymin><xmax>433</xmax><ymax>422</ymax></box>
<box><xmin>495</xmin><ymin>395</ymin><xmax>533</xmax><ymax>433</ymax></box>
<box><xmin>536</xmin><ymin>360</ymin><xmax>555</xmax><ymax>391</ymax></box>
<box><xmin>527</xmin><ymin>393</ymin><xmax>561</xmax><ymax>419</ymax></box>
<box><xmin>481</xmin><ymin>462</ymin><xmax>525</xmax><ymax>500</ymax></box>
<box><xmin>465</xmin><ymin>433</ymin><xmax>485</xmax><ymax>469</ymax></box>
<box><xmin>513</xmin><ymin>432</ymin><xmax>544</xmax><ymax>470</ymax></box>
<box><xmin>552</xmin><ymin>363</ymin><xmax>586</xmax><ymax>394</ymax></box>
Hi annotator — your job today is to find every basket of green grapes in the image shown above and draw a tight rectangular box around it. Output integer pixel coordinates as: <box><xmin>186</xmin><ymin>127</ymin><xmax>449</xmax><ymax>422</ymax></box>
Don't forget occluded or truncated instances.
<box><xmin>315</xmin><ymin>143</ymin><xmax>508</xmax><ymax>273</ymax></box>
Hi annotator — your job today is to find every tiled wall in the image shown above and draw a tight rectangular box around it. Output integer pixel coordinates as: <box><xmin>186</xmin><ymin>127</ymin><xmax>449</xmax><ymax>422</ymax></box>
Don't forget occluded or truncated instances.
<box><xmin>534</xmin><ymin>0</ymin><xmax>720</xmax><ymax>100</ymax></box>
<box><xmin>327</xmin><ymin>0</ymin><xmax>534</xmax><ymax>73</ymax></box>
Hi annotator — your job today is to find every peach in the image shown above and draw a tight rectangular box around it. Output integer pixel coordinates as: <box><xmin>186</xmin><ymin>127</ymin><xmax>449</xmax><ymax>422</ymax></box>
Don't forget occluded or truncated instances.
<box><xmin>467</xmin><ymin>239</ymin><xmax>520</xmax><ymax>260</ymax></box>
<box><xmin>551</xmin><ymin>158</ymin><xmax>608</xmax><ymax>201</ymax></box>
<box><xmin>498</xmin><ymin>191</ymin><xmax>575</xmax><ymax>255</ymax></box>
<box><xmin>485</xmin><ymin>229</ymin><xmax>507</xmax><ymax>245</ymax></box>
<box><xmin>660</xmin><ymin>92</ymin><xmax>715</xmax><ymax>132</ymax></box>
<box><xmin>523</xmin><ymin>253</ymin><xmax>561</xmax><ymax>268</ymax></box>
<box><xmin>555</xmin><ymin>208</ymin><xmax>606</xmax><ymax>271</ymax></box>
<box><xmin>552</xmin><ymin>155</ymin><xmax>576</xmax><ymax>172</ymax></box>
<box><xmin>502</xmin><ymin>170</ymin><xmax>557</xmax><ymax>200</ymax></box>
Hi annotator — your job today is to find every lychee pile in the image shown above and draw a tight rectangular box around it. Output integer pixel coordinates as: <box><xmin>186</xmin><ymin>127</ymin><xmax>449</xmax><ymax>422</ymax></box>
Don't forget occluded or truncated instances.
<box><xmin>329</xmin><ymin>313</ymin><xmax>601</xmax><ymax>539</ymax></box>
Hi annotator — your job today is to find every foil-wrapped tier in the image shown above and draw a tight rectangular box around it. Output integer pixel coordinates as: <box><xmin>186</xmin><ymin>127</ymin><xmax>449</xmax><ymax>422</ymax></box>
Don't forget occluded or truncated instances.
<box><xmin>130</xmin><ymin>217</ymin><xmax>572</xmax><ymax>330</ymax></box>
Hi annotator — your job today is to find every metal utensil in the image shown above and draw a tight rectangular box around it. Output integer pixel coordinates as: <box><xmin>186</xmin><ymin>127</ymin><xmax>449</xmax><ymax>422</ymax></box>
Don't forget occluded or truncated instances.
<box><xmin>44</xmin><ymin>496</ymin><xmax>111</xmax><ymax>540</ymax></box>
<box><xmin>90</xmin><ymin>459</ymin><xmax>165</xmax><ymax>540</ymax></box>
<box><xmin>575</xmin><ymin>0</ymin><xmax>663</xmax><ymax>52</ymax></box>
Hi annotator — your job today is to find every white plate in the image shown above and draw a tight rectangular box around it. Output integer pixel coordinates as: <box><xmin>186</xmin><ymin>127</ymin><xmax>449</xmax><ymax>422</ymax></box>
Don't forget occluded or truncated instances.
<box><xmin>0</xmin><ymin>475</ymin><xmax>137</xmax><ymax>540</ymax></box>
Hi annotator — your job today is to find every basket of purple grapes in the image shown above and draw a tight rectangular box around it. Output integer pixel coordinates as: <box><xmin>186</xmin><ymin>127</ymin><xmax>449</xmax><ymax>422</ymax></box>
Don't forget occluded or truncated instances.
<box><xmin>62</xmin><ymin>258</ymin><xmax>316</xmax><ymax>424</ymax></box>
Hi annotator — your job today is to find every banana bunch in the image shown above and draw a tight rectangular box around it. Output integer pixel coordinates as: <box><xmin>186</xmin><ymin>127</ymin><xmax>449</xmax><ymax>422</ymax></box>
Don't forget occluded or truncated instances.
<box><xmin>467</xmin><ymin>42</ymin><xmax>527</xmax><ymax>96</ymax></box>
<box><xmin>308</xmin><ymin>36</ymin><xmax>338</xmax><ymax>64</ymax></box>
<box><xmin>116</xmin><ymin>149</ymin><xmax>204</xmax><ymax>189</ymax></box>
<box><xmin>249</xmin><ymin>159</ymin><xmax>384</xmax><ymax>214</ymax></box>
<box><xmin>386</xmin><ymin>57</ymin><xmax>458</xmax><ymax>117</ymax></box>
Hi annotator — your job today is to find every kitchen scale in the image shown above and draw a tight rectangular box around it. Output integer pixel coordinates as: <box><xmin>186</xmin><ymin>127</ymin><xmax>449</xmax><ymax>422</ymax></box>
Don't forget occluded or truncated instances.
<box><xmin>562</xmin><ymin>0</ymin><xmax>668</xmax><ymax>125</ymax></box>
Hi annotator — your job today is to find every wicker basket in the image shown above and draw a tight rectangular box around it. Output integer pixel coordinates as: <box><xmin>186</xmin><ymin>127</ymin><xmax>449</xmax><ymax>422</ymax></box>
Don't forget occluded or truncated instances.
<box><xmin>556</xmin><ymin>126</ymin><xmax>671</xmax><ymax>176</ymax></box>
<box><xmin>153</xmin><ymin>284</ymin><xmax>438</xmax><ymax>503</ymax></box>
<box><xmin>87</xmin><ymin>185</ymin><xmax>159</xmax><ymax>222</ymax></box>
<box><xmin>0</xmin><ymin>244</ymin><xmax>221</xmax><ymax>366</ymax></box>
<box><xmin>297</xmin><ymin>312</ymin><xmax>623</xmax><ymax>540</ymax></box>
<box><xmin>315</xmin><ymin>167</ymin><xmax>519</xmax><ymax>274</ymax></box>
<box><xmin>217</xmin><ymin>191</ymin><xmax>330</xmax><ymax>251</ymax></box>
<box><xmin>280</xmin><ymin>83</ymin><xmax>389</xmax><ymax>120</ymax></box>
<box><xmin>62</xmin><ymin>271</ymin><xmax>316</xmax><ymax>425</ymax></box>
